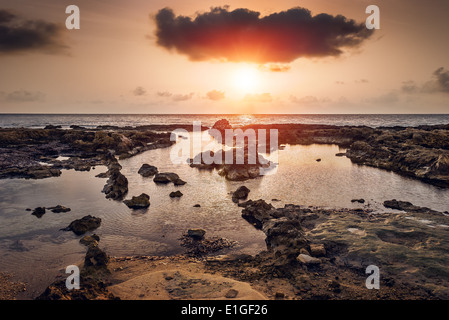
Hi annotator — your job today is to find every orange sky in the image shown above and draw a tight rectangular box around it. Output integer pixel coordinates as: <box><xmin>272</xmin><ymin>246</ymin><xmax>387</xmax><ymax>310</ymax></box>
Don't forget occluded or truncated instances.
<box><xmin>0</xmin><ymin>0</ymin><xmax>449</xmax><ymax>114</ymax></box>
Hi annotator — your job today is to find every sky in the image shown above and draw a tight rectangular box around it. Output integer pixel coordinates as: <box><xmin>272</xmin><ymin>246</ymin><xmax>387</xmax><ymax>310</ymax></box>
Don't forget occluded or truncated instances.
<box><xmin>0</xmin><ymin>0</ymin><xmax>449</xmax><ymax>114</ymax></box>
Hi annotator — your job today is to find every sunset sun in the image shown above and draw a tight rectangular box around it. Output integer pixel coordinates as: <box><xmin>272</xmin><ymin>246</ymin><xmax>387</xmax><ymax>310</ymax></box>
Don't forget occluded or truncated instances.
<box><xmin>233</xmin><ymin>66</ymin><xmax>260</xmax><ymax>92</ymax></box>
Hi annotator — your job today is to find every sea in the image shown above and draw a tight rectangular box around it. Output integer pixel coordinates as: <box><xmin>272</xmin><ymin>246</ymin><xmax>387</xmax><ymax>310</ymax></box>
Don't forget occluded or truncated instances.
<box><xmin>1</xmin><ymin>113</ymin><xmax>449</xmax><ymax>299</ymax></box>
<box><xmin>1</xmin><ymin>113</ymin><xmax>449</xmax><ymax>129</ymax></box>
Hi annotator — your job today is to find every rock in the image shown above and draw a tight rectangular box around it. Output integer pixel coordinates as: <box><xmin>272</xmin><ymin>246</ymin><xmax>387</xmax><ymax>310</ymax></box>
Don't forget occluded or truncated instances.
<box><xmin>138</xmin><ymin>164</ymin><xmax>158</xmax><ymax>177</ymax></box>
<box><xmin>44</xmin><ymin>125</ymin><xmax>62</xmax><ymax>130</ymax></box>
<box><xmin>211</xmin><ymin>119</ymin><xmax>232</xmax><ymax>132</ymax></box>
<box><xmin>335</xmin><ymin>153</ymin><xmax>346</xmax><ymax>157</ymax></box>
<box><xmin>316</xmin><ymin>158</ymin><xmax>321</xmax><ymax>162</ymax></box>
<box><xmin>309</xmin><ymin>244</ymin><xmax>326</xmax><ymax>257</ymax></box>
<box><xmin>187</xmin><ymin>229</ymin><xmax>206</xmax><ymax>239</ymax></box>
<box><xmin>297</xmin><ymin>254</ymin><xmax>321</xmax><ymax>265</ymax></box>
<box><xmin>61</xmin><ymin>215</ymin><xmax>101</xmax><ymax>235</ymax></box>
<box><xmin>123</xmin><ymin>193</ymin><xmax>150</xmax><ymax>209</ymax></box>
<box><xmin>241</xmin><ymin>199</ymin><xmax>275</xmax><ymax>229</ymax></box>
<box><xmin>383</xmin><ymin>199</ymin><xmax>441</xmax><ymax>214</ymax></box>
<box><xmin>31</xmin><ymin>207</ymin><xmax>46</xmax><ymax>218</ymax></box>
<box><xmin>351</xmin><ymin>199</ymin><xmax>365</xmax><ymax>204</ymax></box>
<box><xmin>169</xmin><ymin>191</ymin><xmax>183</xmax><ymax>198</ymax></box>
<box><xmin>79</xmin><ymin>234</ymin><xmax>100</xmax><ymax>247</ymax></box>
<box><xmin>263</xmin><ymin>217</ymin><xmax>308</xmax><ymax>261</ymax></box>
<box><xmin>153</xmin><ymin>172</ymin><xmax>179</xmax><ymax>184</ymax></box>
<box><xmin>47</xmin><ymin>205</ymin><xmax>71</xmax><ymax>213</ymax></box>
<box><xmin>275</xmin><ymin>292</ymin><xmax>285</xmax><ymax>299</ymax></box>
<box><xmin>193</xmin><ymin>204</ymin><xmax>201</xmax><ymax>207</ymax></box>
<box><xmin>225</xmin><ymin>289</ymin><xmax>239</xmax><ymax>299</ymax></box>
<box><xmin>102</xmin><ymin>167</ymin><xmax>128</xmax><ymax>201</ymax></box>
<box><xmin>84</xmin><ymin>246</ymin><xmax>108</xmax><ymax>268</ymax></box>
<box><xmin>173</xmin><ymin>178</ymin><xmax>186</xmax><ymax>186</ymax></box>
<box><xmin>232</xmin><ymin>186</ymin><xmax>250</xmax><ymax>203</ymax></box>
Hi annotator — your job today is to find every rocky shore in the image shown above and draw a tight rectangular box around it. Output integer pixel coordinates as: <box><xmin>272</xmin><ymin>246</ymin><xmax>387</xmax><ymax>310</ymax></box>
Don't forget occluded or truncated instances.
<box><xmin>2</xmin><ymin>119</ymin><xmax>449</xmax><ymax>300</ymax></box>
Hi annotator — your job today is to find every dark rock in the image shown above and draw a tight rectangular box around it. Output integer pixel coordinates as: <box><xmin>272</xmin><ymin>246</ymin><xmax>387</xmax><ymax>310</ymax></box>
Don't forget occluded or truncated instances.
<box><xmin>193</xmin><ymin>204</ymin><xmax>201</xmax><ymax>207</ymax></box>
<box><xmin>44</xmin><ymin>125</ymin><xmax>62</xmax><ymax>130</ymax></box>
<box><xmin>153</xmin><ymin>172</ymin><xmax>179</xmax><ymax>184</ymax></box>
<box><xmin>123</xmin><ymin>193</ymin><xmax>150</xmax><ymax>209</ymax></box>
<box><xmin>383</xmin><ymin>199</ymin><xmax>441</xmax><ymax>214</ymax></box>
<box><xmin>84</xmin><ymin>246</ymin><xmax>108</xmax><ymax>268</ymax></box>
<box><xmin>316</xmin><ymin>158</ymin><xmax>321</xmax><ymax>162</ymax></box>
<box><xmin>241</xmin><ymin>199</ymin><xmax>275</xmax><ymax>229</ymax></box>
<box><xmin>187</xmin><ymin>229</ymin><xmax>206</xmax><ymax>239</ymax></box>
<box><xmin>80</xmin><ymin>234</ymin><xmax>100</xmax><ymax>247</ymax></box>
<box><xmin>173</xmin><ymin>178</ymin><xmax>187</xmax><ymax>186</ymax></box>
<box><xmin>309</xmin><ymin>243</ymin><xmax>326</xmax><ymax>257</ymax></box>
<box><xmin>335</xmin><ymin>153</ymin><xmax>346</xmax><ymax>157</ymax></box>
<box><xmin>32</xmin><ymin>207</ymin><xmax>46</xmax><ymax>218</ymax></box>
<box><xmin>211</xmin><ymin>119</ymin><xmax>232</xmax><ymax>132</ymax></box>
<box><xmin>225</xmin><ymin>289</ymin><xmax>239</xmax><ymax>299</ymax></box>
<box><xmin>61</xmin><ymin>215</ymin><xmax>101</xmax><ymax>235</ymax></box>
<box><xmin>47</xmin><ymin>205</ymin><xmax>71</xmax><ymax>213</ymax></box>
<box><xmin>138</xmin><ymin>164</ymin><xmax>158</xmax><ymax>177</ymax></box>
<box><xmin>232</xmin><ymin>186</ymin><xmax>250</xmax><ymax>203</ymax></box>
<box><xmin>351</xmin><ymin>199</ymin><xmax>365</xmax><ymax>204</ymax></box>
<box><xmin>169</xmin><ymin>191</ymin><xmax>183</xmax><ymax>198</ymax></box>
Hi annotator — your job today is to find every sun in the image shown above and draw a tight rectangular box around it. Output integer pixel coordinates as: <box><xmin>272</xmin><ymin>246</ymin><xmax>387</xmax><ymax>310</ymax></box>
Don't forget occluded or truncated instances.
<box><xmin>233</xmin><ymin>66</ymin><xmax>259</xmax><ymax>92</ymax></box>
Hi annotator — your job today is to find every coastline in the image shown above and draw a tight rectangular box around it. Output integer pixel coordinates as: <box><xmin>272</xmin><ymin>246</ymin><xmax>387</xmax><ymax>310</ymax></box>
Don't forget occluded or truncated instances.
<box><xmin>1</xmin><ymin>120</ymin><xmax>449</xmax><ymax>300</ymax></box>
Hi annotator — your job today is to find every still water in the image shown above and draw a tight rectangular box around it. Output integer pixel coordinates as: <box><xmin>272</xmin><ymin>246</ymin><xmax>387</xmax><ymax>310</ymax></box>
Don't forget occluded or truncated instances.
<box><xmin>1</xmin><ymin>133</ymin><xmax>449</xmax><ymax>298</ymax></box>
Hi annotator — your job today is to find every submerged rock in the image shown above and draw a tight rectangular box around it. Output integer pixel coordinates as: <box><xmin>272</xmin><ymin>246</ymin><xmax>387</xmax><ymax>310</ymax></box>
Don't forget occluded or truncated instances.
<box><xmin>61</xmin><ymin>215</ymin><xmax>101</xmax><ymax>235</ymax></box>
<box><xmin>123</xmin><ymin>193</ymin><xmax>150</xmax><ymax>209</ymax></box>
<box><xmin>80</xmin><ymin>234</ymin><xmax>100</xmax><ymax>248</ymax></box>
<box><xmin>383</xmin><ymin>199</ymin><xmax>441</xmax><ymax>214</ymax></box>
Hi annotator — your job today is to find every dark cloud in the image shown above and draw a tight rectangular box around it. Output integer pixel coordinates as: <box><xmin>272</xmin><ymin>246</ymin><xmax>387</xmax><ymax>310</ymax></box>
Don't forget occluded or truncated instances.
<box><xmin>425</xmin><ymin>67</ymin><xmax>449</xmax><ymax>93</ymax></box>
<box><xmin>0</xmin><ymin>9</ymin><xmax>68</xmax><ymax>54</ymax></box>
<box><xmin>402</xmin><ymin>68</ymin><xmax>449</xmax><ymax>94</ymax></box>
<box><xmin>154</xmin><ymin>6</ymin><xmax>373</xmax><ymax>63</ymax></box>
<box><xmin>3</xmin><ymin>90</ymin><xmax>45</xmax><ymax>102</ymax></box>
<box><xmin>206</xmin><ymin>90</ymin><xmax>225</xmax><ymax>101</ymax></box>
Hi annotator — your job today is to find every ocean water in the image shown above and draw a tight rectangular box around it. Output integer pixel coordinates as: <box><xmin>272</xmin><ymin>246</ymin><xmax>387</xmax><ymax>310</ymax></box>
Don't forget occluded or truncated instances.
<box><xmin>1</xmin><ymin>113</ymin><xmax>449</xmax><ymax>129</ymax></box>
<box><xmin>1</xmin><ymin>114</ymin><xmax>449</xmax><ymax>298</ymax></box>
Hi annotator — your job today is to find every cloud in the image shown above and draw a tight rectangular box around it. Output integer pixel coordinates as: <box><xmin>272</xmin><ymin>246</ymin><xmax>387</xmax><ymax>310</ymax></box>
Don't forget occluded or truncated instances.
<box><xmin>133</xmin><ymin>86</ymin><xmax>147</xmax><ymax>96</ymax></box>
<box><xmin>157</xmin><ymin>91</ymin><xmax>173</xmax><ymax>98</ymax></box>
<box><xmin>0</xmin><ymin>9</ymin><xmax>68</xmax><ymax>54</ymax></box>
<box><xmin>243</xmin><ymin>93</ymin><xmax>272</xmax><ymax>103</ymax></box>
<box><xmin>402</xmin><ymin>68</ymin><xmax>449</xmax><ymax>95</ymax></box>
<box><xmin>172</xmin><ymin>93</ymin><xmax>194</xmax><ymax>101</ymax></box>
<box><xmin>290</xmin><ymin>95</ymin><xmax>331</xmax><ymax>105</ymax></box>
<box><xmin>365</xmin><ymin>91</ymin><xmax>399</xmax><ymax>104</ymax></box>
<box><xmin>423</xmin><ymin>67</ymin><xmax>449</xmax><ymax>93</ymax></box>
<box><xmin>206</xmin><ymin>90</ymin><xmax>225</xmax><ymax>101</ymax></box>
<box><xmin>153</xmin><ymin>6</ymin><xmax>374</xmax><ymax>64</ymax></box>
<box><xmin>355</xmin><ymin>79</ymin><xmax>369</xmax><ymax>84</ymax></box>
<box><xmin>3</xmin><ymin>90</ymin><xmax>45</xmax><ymax>102</ymax></box>
<box><xmin>258</xmin><ymin>63</ymin><xmax>291</xmax><ymax>72</ymax></box>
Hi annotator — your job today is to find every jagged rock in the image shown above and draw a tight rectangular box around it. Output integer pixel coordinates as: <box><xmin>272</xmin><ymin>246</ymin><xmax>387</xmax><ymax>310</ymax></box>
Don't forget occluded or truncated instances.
<box><xmin>84</xmin><ymin>246</ymin><xmax>108</xmax><ymax>268</ymax></box>
<box><xmin>80</xmin><ymin>234</ymin><xmax>100</xmax><ymax>248</ymax></box>
<box><xmin>232</xmin><ymin>186</ymin><xmax>250</xmax><ymax>203</ymax></box>
<box><xmin>31</xmin><ymin>207</ymin><xmax>46</xmax><ymax>218</ymax></box>
<box><xmin>61</xmin><ymin>215</ymin><xmax>101</xmax><ymax>235</ymax></box>
<box><xmin>241</xmin><ymin>199</ymin><xmax>275</xmax><ymax>229</ymax></box>
<box><xmin>138</xmin><ymin>164</ymin><xmax>158</xmax><ymax>177</ymax></box>
<box><xmin>169</xmin><ymin>191</ymin><xmax>183</xmax><ymax>198</ymax></box>
<box><xmin>123</xmin><ymin>193</ymin><xmax>150</xmax><ymax>209</ymax></box>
